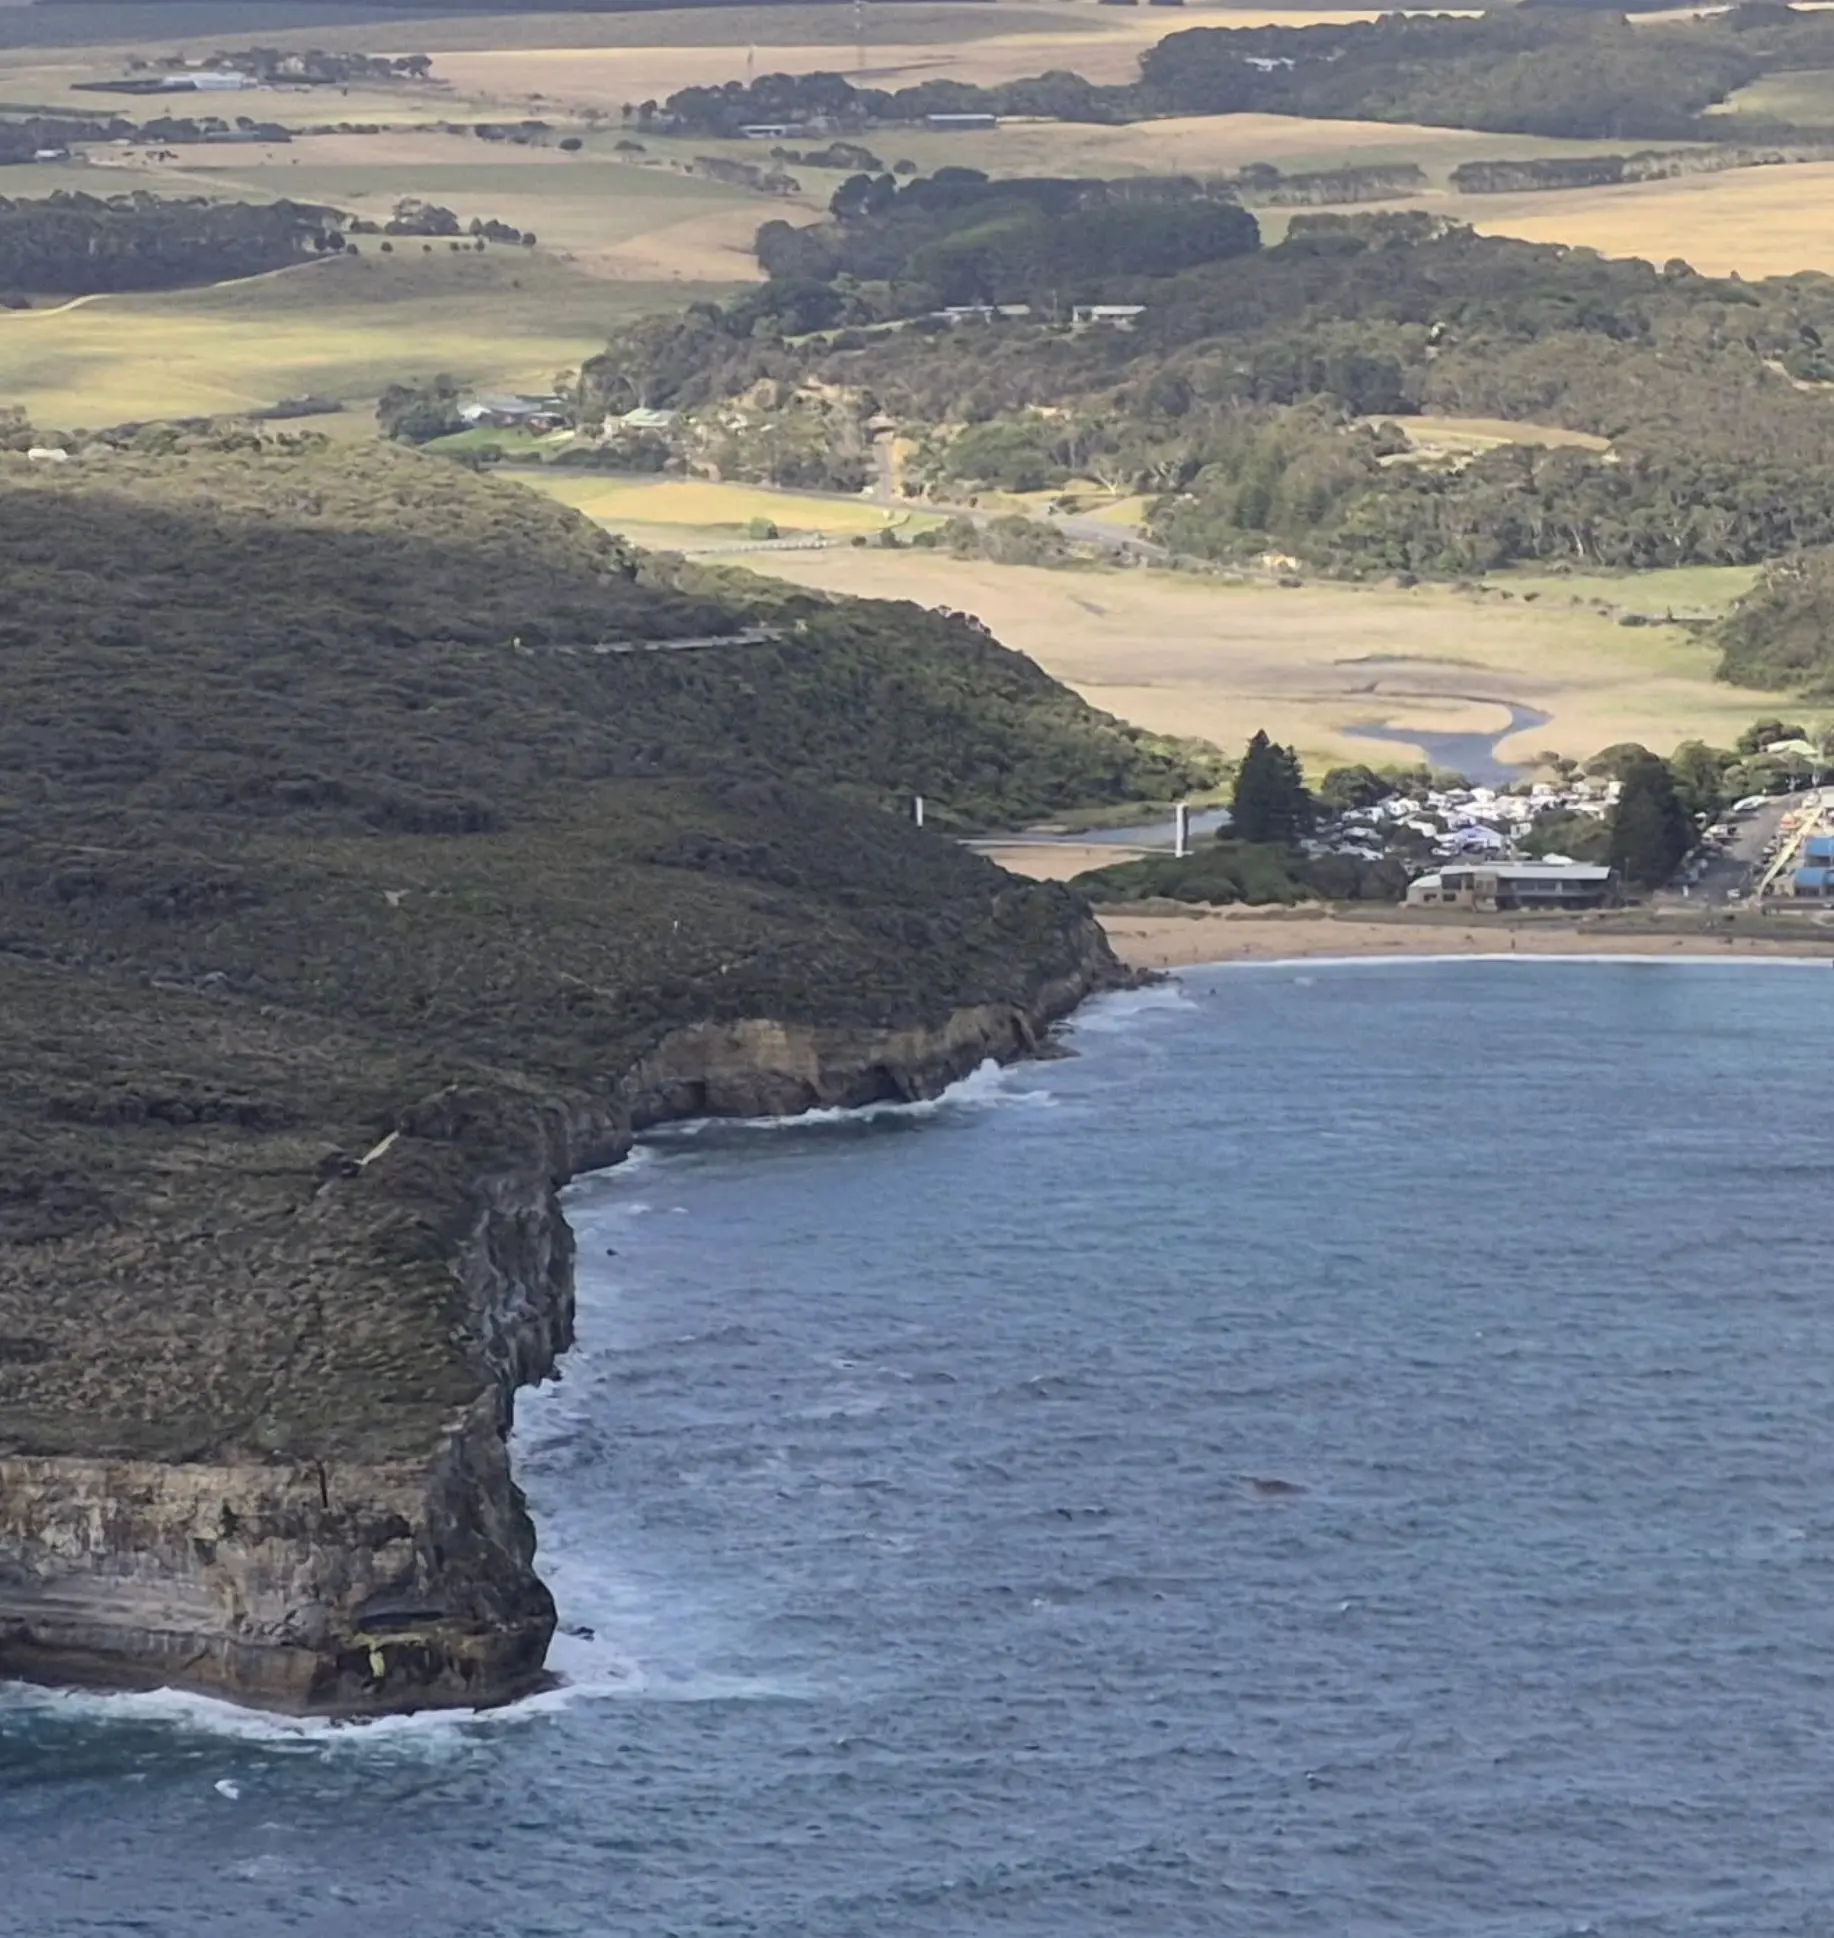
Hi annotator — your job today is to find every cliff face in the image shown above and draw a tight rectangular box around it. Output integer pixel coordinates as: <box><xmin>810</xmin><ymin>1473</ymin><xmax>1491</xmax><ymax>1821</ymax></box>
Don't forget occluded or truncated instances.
<box><xmin>0</xmin><ymin>926</ymin><xmax>1121</xmax><ymax>1715</ymax></box>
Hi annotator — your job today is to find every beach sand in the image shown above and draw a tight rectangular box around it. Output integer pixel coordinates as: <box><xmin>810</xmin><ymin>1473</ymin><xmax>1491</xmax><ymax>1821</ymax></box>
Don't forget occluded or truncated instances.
<box><xmin>1098</xmin><ymin>906</ymin><xmax>1834</xmax><ymax>969</ymax></box>
<box><xmin>976</xmin><ymin>842</ymin><xmax>1149</xmax><ymax>882</ymax></box>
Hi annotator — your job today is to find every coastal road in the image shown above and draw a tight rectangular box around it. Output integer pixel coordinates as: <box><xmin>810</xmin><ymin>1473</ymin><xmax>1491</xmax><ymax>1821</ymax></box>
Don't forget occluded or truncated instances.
<box><xmin>1677</xmin><ymin>795</ymin><xmax>1800</xmax><ymax>905</ymax></box>
<box><xmin>515</xmin><ymin>626</ymin><xmax>780</xmax><ymax>656</ymax></box>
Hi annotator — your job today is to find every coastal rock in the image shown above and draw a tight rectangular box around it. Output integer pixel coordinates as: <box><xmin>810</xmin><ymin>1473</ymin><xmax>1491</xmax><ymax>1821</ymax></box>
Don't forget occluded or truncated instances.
<box><xmin>0</xmin><ymin>927</ymin><xmax>1122</xmax><ymax>1715</ymax></box>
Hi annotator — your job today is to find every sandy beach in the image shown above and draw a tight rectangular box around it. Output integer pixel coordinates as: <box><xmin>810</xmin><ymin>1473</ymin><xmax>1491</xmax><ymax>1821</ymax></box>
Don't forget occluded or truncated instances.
<box><xmin>1099</xmin><ymin>905</ymin><xmax>1834</xmax><ymax>969</ymax></box>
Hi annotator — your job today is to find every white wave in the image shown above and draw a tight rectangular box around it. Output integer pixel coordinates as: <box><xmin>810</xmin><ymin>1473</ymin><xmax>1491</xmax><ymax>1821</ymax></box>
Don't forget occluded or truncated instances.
<box><xmin>0</xmin><ymin>1677</ymin><xmax>491</xmax><ymax>1751</ymax></box>
<box><xmin>1065</xmin><ymin>981</ymin><xmax>1194</xmax><ymax>1036</ymax></box>
<box><xmin>638</xmin><ymin>1054</ymin><xmax>1045</xmax><ymax>1142</ymax></box>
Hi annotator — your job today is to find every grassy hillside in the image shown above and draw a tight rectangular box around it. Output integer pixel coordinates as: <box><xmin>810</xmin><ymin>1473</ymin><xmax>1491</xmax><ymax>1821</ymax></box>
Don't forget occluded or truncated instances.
<box><xmin>0</xmin><ymin>436</ymin><xmax>1207</xmax><ymax>1460</ymax></box>
<box><xmin>0</xmin><ymin>249</ymin><xmax>684</xmax><ymax>429</ymax></box>
<box><xmin>0</xmin><ymin>440</ymin><xmax>1208</xmax><ymax>830</ymax></box>
<box><xmin>1713</xmin><ymin>549</ymin><xmax>1834</xmax><ymax>694</ymax></box>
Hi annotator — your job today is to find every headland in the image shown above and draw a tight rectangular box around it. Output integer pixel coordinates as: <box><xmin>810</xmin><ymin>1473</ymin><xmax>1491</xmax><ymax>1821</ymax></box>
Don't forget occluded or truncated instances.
<box><xmin>0</xmin><ymin>443</ymin><xmax>1165</xmax><ymax>1718</ymax></box>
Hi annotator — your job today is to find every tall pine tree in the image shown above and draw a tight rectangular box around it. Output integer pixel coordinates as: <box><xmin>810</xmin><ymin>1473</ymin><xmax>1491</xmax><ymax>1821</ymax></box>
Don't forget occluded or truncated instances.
<box><xmin>1231</xmin><ymin>729</ymin><xmax>1314</xmax><ymax>844</ymax></box>
<box><xmin>1608</xmin><ymin>754</ymin><xmax>1694</xmax><ymax>890</ymax></box>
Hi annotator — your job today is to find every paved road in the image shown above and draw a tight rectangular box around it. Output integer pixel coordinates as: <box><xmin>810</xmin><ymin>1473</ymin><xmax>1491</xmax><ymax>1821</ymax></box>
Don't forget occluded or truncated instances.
<box><xmin>1680</xmin><ymin>796</ymin><xmax>1800</xmax><ymax>905</ymax></box>
<box><xmin>514</xmin><ymin>625</ymin><xmax>779</xmax><ymax>656</ymax></box>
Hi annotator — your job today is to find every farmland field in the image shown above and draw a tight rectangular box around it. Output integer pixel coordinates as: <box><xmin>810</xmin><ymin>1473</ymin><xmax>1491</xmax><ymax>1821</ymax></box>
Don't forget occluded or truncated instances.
<box><xmin>1375</xmin><ymin>416</ymin><xmax>1614</xmax><ymax>457</ymax></box>
<box><xmin>527</xmin><ymin>472</ymin><xmax>942</xmax><ymax>550</ymax></box>
<box><xmin>700</xmin><ymin>549</ymin><xmax>1781</xmax><ymax>772</ymax></box>
<box><xmin>1444</xmin><ymin>161</ymin><xmax>1834</xmax><ymax>278</ymax></box>
<box><xmin>113</xmin><ymin>145</ymin><xmax>803</xmax><ymax>281</ymax></box>
<box><xmin>0</xmin><ymin>251</ymin><xmax>704</xmax><ymax>428</ymax></box>
<box><xmin>1705</xmin><ymin>68</ymin><xmax>1834</xmax><ymax>127</ymax></box>
<box><xmin>680</xmin><ymin>111</ymin><xmax>1643</xmax><ymax>195</ymax></box>
<box><xmin>0</xmin><ymin>1</ymin><xmax>1403</xmax><ymax>115</ymax></box>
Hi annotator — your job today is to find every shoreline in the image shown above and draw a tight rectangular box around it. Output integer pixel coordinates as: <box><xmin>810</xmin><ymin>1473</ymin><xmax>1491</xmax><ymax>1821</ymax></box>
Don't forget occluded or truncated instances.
<box><xmin>0</xmin><ymin>931</ymin><xmax>1124</xmax><ymax>1720</ymax></box>
<box><xmin>1098</xmin><ymin>906</ymin><xmax>1834</xmax><ymax>970</ymax></box>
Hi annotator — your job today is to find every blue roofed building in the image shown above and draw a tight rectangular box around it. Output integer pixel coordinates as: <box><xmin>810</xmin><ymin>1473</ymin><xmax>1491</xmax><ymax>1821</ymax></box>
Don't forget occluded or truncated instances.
<box><xmin>1792</xmin><ymin>864</ymin><xmax>1834</xmax><ymax>898</ymax></box>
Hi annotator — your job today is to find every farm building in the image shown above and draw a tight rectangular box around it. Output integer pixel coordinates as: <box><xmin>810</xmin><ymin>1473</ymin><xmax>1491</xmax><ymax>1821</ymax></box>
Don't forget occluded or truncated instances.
<box><xmin>1072</xmin><ymin>303</ymin><xmax>1146</xmax><ymax>327</ymax></box>
<box><xmin>931</xmin><ymin>303</ymin><xmax>1033</xmax><ymax>324</ymax></box>
<box><xmin>1790</xmin><ymin>835</ymin><xmax>1834</xmax><ymax>896</ymax></box>
<box><xmin>160</xmin><ymin>71</ymin><xmax>255</xmax><ymax>91</ymax></box>
<box><xmin>458</xmin><ymin>394</ymin><xmax>567</xmax><ymax>431</ymax></box>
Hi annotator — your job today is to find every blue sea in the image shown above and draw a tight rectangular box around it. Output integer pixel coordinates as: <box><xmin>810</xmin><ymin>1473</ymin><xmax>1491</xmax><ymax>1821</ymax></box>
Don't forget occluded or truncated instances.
<box><xmin>8</xmin><ymin>960</ymin><xmax>1834</xmax><ymax>1937</ymax></box>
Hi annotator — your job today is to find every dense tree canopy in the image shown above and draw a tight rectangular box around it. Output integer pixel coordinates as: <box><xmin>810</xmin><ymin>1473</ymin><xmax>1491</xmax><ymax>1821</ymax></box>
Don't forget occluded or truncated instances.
<box><xmin>659</xmin><ymin>7</ymin><xmax>1834</xmax><ymax>144</ymax></box>
<box><xmin>0</xmin><ymin>191</ymin><xmax>341</xmax><ymax>296</ymax></box>
<box><xmin>1230</xmin><ymin>730</ymin><xmax>1314</xmax><ymax>845</ymax></box>
<box><xmin>1609</xmin><ymin>755</ymin><xmax>1697</xmax><ymax>888</ymax></box>
<box><xmin>582</xmin><ymin>214</ymin><xmax>1834</xmax><ymax>643</ymax></box>
<box><xmin>754</xmin><ymin>173</ymin><xmax>1259</xmax><ymax>313</ymax></box>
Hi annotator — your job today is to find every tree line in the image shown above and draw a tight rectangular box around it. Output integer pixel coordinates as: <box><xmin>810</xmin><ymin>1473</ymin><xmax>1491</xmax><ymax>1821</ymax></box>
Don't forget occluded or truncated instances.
<box><xmin>659</xmin><ymin>7</ymin><xmax>1834</xmax><ymax>146</ymax></box>
<box><xmin>0</xmin><ymin>191</ymin><xmax>343</xmax><ymax>297</ymax></box>
<box><xmin>755</xmin><ymin>169</ymin><xmax>1260</xmax><ymax>315</ymax></box>
<box><xmin>578</xmin><ymin>212</ymin><xmax>1834</xmax><ymax>645</ymax></box>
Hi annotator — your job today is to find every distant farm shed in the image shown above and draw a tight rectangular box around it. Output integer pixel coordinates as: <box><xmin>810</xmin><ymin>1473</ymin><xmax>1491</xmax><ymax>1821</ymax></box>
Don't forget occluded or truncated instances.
<box><xmin>1073</xmin><ymin>303</ymin><xmax>1146</xmax><ymax>327</ymax></box>
<box><xmin>459</xmin><ymin>393</ymin><xmax>567</xmax><ymax>431</ymax></box>
<box><xmin>160</xmin><ymin>71</ymin><xmax>255</xmax><ymax>91</ymax></box>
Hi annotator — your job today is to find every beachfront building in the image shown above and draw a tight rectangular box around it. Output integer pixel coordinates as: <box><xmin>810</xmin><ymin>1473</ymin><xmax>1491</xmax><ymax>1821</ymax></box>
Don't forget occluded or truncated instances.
<box><xmin>1406</xmin><ymin>862</ymin><xmax>1617</xmax><ymax>912</ymax></box>
<box><xmin>1792</xmin><ymin>837</ymin><xmax>1834</xmax><ymax>897</ymax></box>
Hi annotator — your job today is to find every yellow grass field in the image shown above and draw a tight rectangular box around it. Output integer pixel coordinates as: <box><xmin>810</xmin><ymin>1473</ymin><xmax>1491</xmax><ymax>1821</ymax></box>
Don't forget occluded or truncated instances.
<box><xmin>75</xmin><ymin>144</ymin><xmax>806</xmax><ymax>284</ymax></box>
<box><xmin>1447</xmin><ymin>162</ymin><xmax>1834</xmax><ymax>278</ymax></box>
<box><xmin>418</xmin><ymin>5</ymin><xmax>1431</xmax><ymax>113</ymax></box>
<box><xmin>705</xmin><ymin>550</ymin><xmax>1784</xmax><ymax>771</ymax></box>
<box><xmin>0</xmin><ymin>59</ymin><xmax>452</xmax><ymax>126</ymax></box>
<box><xmin>0</xmin><ymin>252</ymin><xmax>694</xmax><ymax>429</ymax></box>
<box><xmin>1705</xmin><ymin>68</ymin><xmax>1834</xmax><ymax>127</ymax></box>
<box><xmin>720</xmin><ymin>113</ymin><xmax>1642</xmax><ymax>188</ymax></box>
<box><xmin>530</xmin><ymin>472</ymin><xmax>936</xmax><ymax>544</ymax></box>
<box><xmin>0</xmin><ymin>1</ymin><xmax>1373</xmax><ymax>123</ymax></box>
<box><xmin>1378</xmin><ymin>416</ymin><xmax>1613</xmax><ymax>457</ymax></box>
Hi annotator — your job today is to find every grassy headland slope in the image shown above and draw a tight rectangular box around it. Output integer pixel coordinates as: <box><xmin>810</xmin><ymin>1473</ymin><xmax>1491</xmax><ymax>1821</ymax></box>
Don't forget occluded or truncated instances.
<box><xmin>0</xmin><ymin>440</ymin><xmax>1192</xmax><ymax>1713</ymax></box>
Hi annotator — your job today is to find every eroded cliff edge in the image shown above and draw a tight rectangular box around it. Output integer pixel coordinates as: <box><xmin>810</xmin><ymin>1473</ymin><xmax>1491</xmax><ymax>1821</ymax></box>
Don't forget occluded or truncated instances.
<box><xmin>0</xmin><ymin>439</ymin><xmax>1205</xmax><ymax>1717</ymax></box>
<box><xmin>0</xmin><ymin>923</ymin><xmax>1122</xmax><ymax>1715</ymax></box>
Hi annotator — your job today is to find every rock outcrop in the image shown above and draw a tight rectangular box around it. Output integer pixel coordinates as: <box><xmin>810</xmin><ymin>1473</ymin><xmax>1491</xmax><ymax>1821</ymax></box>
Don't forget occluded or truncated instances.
<box><xmin>0</xmin><ymin>930</ymin><xmax>1120</xmax><ymax>1715</ymax></box>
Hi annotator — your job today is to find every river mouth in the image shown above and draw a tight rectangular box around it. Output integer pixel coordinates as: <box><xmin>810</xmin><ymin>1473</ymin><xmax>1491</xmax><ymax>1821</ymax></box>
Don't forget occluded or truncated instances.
<box><xmin>1343</xmin><ymin>699</ymin><xmax>1553</xmax><ymax>784</ymax></box>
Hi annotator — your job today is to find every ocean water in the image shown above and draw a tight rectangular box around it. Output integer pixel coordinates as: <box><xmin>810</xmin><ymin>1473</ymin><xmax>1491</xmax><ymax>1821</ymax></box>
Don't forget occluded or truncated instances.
<box><xmin>8</xmin><ymin>960</ymin><xmax>1834</xmax><ymax>1937</ymax></box>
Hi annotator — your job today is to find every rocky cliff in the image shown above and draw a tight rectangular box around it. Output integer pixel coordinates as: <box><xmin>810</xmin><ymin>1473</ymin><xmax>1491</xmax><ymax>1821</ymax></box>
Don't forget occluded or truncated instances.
<box><xmin>0</xmin><ymin>931</ymin><xmax>1121</xmax><ymax>1715</ymax></box>
<box><xmin>0</xmin><ymin>438</ymin><xmax>1160</xmax><ymax>1716</ymax></box>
